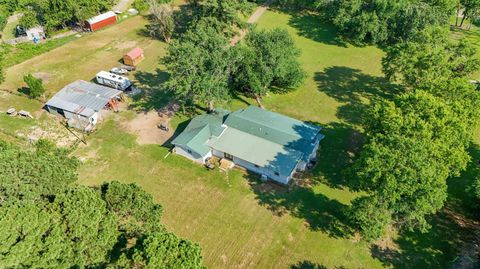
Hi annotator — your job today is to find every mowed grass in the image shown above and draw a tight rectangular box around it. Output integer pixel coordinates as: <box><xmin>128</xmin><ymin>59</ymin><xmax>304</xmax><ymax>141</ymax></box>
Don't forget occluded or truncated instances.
<box><xmin>76</xmin><ymin>10</ymin><xmax>390</xmax><ymax>269</ymax></box>
<box><xmin>1</xmin><ymin>6</ymin><xmax>469</xmax><ymax>268</ymax></box>
<box><xmin>0</xmin><ymin>15</ymin><xmax>167</xmax><ymax>95</ymax></box>
<box><xmin>0</xmin><ymin>14</ymin><xmax>169</xmax><ymax>143</ymax></box>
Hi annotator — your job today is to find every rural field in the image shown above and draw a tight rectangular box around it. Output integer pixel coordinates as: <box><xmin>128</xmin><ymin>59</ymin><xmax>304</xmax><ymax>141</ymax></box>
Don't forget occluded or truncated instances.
<box><xmin>0</xmin><ymin>3</ymin><xmax>479</xmax><ymax>269</ymax></box>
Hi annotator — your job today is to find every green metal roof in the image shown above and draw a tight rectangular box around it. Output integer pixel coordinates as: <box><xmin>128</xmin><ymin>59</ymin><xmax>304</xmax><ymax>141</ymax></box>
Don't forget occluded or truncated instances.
<box><xmin>207</xmin><ymin>127</ymin><xmax>303</xmax><ymax>176</ymax></box>
<box><xmin>171</xmin><ymin>110</ymin><xmax>229</xmax><ymax>156</ymax></box>
<box><xmin>224</xmin><ymin>106</ymin><xmax>322</xmax><ymax>162</ymax></box>
<box><xmin>172</xmin><ymin>106</ymin><xmax>324</xmax><ymax>176</ymax></box>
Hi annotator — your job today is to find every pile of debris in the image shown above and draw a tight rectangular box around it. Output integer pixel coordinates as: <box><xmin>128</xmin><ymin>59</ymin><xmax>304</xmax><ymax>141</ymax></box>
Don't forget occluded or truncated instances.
<box><xmin>6</xmin><ymin>108</ymin><xmax>33</xmax><ymax>119</ymax></box>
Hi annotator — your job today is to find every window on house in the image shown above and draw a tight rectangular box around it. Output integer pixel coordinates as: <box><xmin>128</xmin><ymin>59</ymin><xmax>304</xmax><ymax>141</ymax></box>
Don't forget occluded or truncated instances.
<box><xmin>274</xmin><ymin>172</ymin><xmax>280</xmax><ymax>176</ymax></box>
<box><xmin>254</xmin><ymin>164</ymin><xmax>260</xmax><ymax>168</ymax></box>
<box><xmin>224</xmin><ymin>152</ymin><xmax>234</xmax><ymax>160</ymax></box>
<box><xmin>187</xmin><ymin>149</ymin><xmax>192</xmax><ymax>154</ymax></box>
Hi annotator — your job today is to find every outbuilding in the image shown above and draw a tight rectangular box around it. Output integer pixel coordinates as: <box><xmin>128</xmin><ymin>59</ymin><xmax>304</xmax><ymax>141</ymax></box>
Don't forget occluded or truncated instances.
<box><xmin>86</xmin><ymin>11</ymin><xmax>117</xmax><ymax>32</ymax></box>
<box><xmin>45</xmin><ymin>80</ymin><xmax>122</xmax><ymax>131</ymax></box>
<box><xmin>123</xmin><ymin>47</ymin><xmax>144</xmax><ymax>66</ymax></box>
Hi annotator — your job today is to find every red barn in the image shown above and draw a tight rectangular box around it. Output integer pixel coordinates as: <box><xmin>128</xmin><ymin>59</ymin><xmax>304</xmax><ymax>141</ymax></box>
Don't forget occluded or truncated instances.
<box><xmin>86</xmin><ymin>11</ymin><xmax>117</xmax><ymax>32</ymax></box>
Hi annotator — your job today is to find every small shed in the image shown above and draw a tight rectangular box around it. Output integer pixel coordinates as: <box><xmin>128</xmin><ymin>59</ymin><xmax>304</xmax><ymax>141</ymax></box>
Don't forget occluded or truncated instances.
<box><xmin>86</xmin><ymin>11</ymin><xmax>117</xmax><ymax>32</ymax></box>
<box><xmin>123</xmin><ymin>47</ymin><xmax>144</xmax><ymax>66</ymax></box>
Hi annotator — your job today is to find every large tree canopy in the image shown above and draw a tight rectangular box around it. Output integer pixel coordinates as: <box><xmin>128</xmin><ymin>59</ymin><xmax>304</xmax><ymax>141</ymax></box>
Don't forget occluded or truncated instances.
<box><xmin>382</xmin><ymin>26</ymin><xmax>480</xmax><ymax>88</ymax></box>
<box><xmin>233</xmin><ymin>28</ymin><xmax>305</xmax><ymax>107</ymax></box>
<box><xmin>163</xmin><ymin>20</ymin><xmax>240</xmax><ymax>111</ymax></box>
<box><xmin>0</xmin><ymin>140</ymin><xmax>205</xmax><ymax>268</ymax></box>
<box><xmin>350</xmin><ymin>90</ymin><xmax>476</xmax><ymax>239</ymax></box>
<box><xmin>199</xmin><ymin>0</ymin><xmax>250</xmax><ymax>35</ymax></box>
<box><xmin>8</xmin><ymin>0</ymin><xmax>114</xmax><ymax>32</ymax></box>
<box><xmin>319</xmin><ymin>0</ymin><xmax>455</xmax><ymax>45</ymax></box>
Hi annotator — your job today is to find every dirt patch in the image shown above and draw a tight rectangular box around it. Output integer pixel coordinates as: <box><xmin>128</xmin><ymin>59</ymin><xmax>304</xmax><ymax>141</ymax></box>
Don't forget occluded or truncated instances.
<box><xmin>32</xmin><ymin>72</ymin><xmax>52</xmax><ymax>84</ymax></box>
<box><xmin>17</xmin><ymin>124</ymin><xmax>78</xmax><ymax>147</ymax></box>
<box><xmin>121</xmin><ymin>110</ymin><xmax>174</xmax><ymax>145</ymax></box>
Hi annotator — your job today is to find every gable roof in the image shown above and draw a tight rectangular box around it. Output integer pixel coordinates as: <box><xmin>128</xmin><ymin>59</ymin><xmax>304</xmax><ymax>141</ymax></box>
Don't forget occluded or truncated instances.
<box><xmin>46</xmin><ymin>80</ymin><xmax>122</xmax><ymax>117</ymax></box>
<box><xmin>171</xmin><ymin>110</ymin><xmax>228</xmax><ymax>156</ymax></box>
<box><xmin>172</xmin><ymin>106</ymin><xmax>324</xmax><ymax>176</ymax></box>
<box><xmin>224</xmin><ymin>106</ymin><xmax>321</xmax><ymax>159</ymax></box>
<box><xmin>125</xmin><ymin>47</ymin><xmax>144</xmax><ymax>59</ymax></box>
<box><xmin>87</xmin><ymin>11</ymin><xmax>116</xmax><ymax>25</ymax></box>
<box><xmin>207</xmin><ymin>127</ymin><xmax>303</xmax><ymax>176</ymax></box>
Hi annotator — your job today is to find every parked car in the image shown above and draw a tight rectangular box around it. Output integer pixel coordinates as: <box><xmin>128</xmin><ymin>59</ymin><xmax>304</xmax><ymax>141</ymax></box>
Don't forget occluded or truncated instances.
<box><xmin>110</xmin><ymin>67</ymin><xmax>128</xmax><ymax>75</ymax></box>
<box><xmin>120</xmin><ymin>65</ymin><xmax>136</xmax><ymax>71</ymax></box>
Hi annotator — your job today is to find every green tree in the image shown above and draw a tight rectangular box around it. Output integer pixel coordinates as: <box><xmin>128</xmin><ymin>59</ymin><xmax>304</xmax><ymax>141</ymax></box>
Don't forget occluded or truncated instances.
<box><xmin>18</xmin><ymin>9</ymin><xmax>38</xmax><ymax>28</ymax></box>
<box><xmin>102</xmin><ymin>181</ymin><xmax>164</xmax><ymax>238</ymax></box>
<box><xmin>163</xmin><ymin>21</ymin><xmax>239</xmax><ymax>111</ymax></box>
<box><xmin>382</xmin><ymin>26</ymin><xmax>480</xmax><ymax>88</ymax></box>
<box><xmin>233</xmin><ymin>28</ymin><xmax>305</xmax><ymax>107</ymax></box>
<box><xmin>320</xmin><ymin>0</ymin><xmax>453</xmax><ymax>45</ymax></box>
<box><xmin>132</xmin><ymin>232</ymin><xmax>204</xmax><ymax>268</ymax></box>
<box><xmin>0</xmin><ymin>187</ymin><xmax>118</xmax><ymax>268</ymax></box>
<box><xmin>199</xmin><ymin>0</ymin><xmax>250</xmax><ymax>35</ymax></box>
<box><xmin>0</xmin><ymin>140</ymin><xmax>205</xmax><ymax>268</ymax></box>
<box><xmin>0</xmin><ymin>139</ymin><xmax>79</xmax><ymax>202</ymax></box>
<box><xmin>23</xmin><ymin>73</ymin><xmax>46</xmax><ymax>99</ymax></box>
<box><xmin>349</xmin><ymin>196</ymin><xmax>392</xmax><ymax>241</ymax></box>
<box><xmin>457</xmin><ymin>0</ymin><xmax>480</xmax><ymax>27</ymax></box>
<box><xmin>351</xmin><ymin>90</ymin><xmax>473</xmax><ymax>239</ymax></box>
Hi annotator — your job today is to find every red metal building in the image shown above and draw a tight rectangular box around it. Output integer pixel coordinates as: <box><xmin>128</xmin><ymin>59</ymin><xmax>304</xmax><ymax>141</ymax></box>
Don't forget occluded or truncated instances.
<box><xmin>86</xmin><ymin>11</ymin><xmax>117</xmax><ymax>32</ymax></box>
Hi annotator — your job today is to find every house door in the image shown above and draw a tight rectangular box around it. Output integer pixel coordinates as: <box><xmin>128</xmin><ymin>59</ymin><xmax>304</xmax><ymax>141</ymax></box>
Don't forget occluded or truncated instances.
<box><xmin>224</xmin><ymin>152</ymin><xmax>234</xmax><ymax>160</ymax></box>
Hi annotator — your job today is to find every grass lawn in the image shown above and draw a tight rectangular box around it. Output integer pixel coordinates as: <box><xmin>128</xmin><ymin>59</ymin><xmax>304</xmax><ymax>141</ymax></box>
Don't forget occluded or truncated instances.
<box><xmin>0</xmin><ymin>15</ymin><xmax>166</xmax><ymax>95</ymax></box>
<box><xmin>0</xmin><ymin>5</ymin><xmax>476</xmax><ymax>268</ymax></box>
<box><xmin>0</xmin><ymin>14</ymin><xmax>169</xmax><ymax>146</ymax></box>
<box><xmin>75</xmin><ymin>9</ymin><xmax>459</xmax><ymax>269</ymax></box>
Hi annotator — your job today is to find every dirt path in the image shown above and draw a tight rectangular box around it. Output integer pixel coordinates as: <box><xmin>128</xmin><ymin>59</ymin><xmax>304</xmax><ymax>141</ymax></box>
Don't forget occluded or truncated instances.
<box><xmin>230</xmin><ymin>1</ymin><xmax>272</xmax><ymax>45</ymax></box>
<box><xmin>113</xmin><ymin>0</ymin><xmax>133</xmax><ymax>12</ymax></box>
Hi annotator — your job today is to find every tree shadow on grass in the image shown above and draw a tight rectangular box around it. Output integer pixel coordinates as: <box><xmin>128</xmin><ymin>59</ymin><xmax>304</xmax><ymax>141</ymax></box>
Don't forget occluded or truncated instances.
<box><xmin>371</xmin><ymin>207</ymin><xmax>477</xmax><ymax>268</ymax></box>
<box><xmin>372</xmin><ymin>144</ymin><xmax>480</xmax><ymax>268</ymax></box>
<box><xmin>17</xmin><ymin>87</ymin><xmax>31</xmax><ymax>97</ymax></box>
<box><xmin>315</xmin><ymin>67</ymin><xmax>401</xmax><ymax>126</ymax></box>
<box><xmin>290</xmin><ymin>261</ymin><xmax>327</xmax><ymax>269</ymax></box>
<box><xmin>247</xmin><ymin>121</ymin><xmax>359</xmax><ymax>238</ymax></box>
<box><xmin>129</xmin><ymin>69</ymin><xmax>171</xmax><ymax>112</ymax></box>
<box><xmin>288</xmin><ymin>12</ymin><xmax>348</xmax><ymax>47</ymax></box>
<box><xmin>249</xmin><ymin>177</ymin><xmax>353</xmax><ymax>238</ymax></box>
<box><xmin>311</xmin><ymin>122</ymin><xmax>364</xmax><ymax>189</ymax></box>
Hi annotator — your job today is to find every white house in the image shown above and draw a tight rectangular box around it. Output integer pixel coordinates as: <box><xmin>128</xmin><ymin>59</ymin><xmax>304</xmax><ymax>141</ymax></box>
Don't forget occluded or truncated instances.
<box><xmin>171</xmin><ymin>106</ymin><xmax>325</xmax><ymax>184</ymax></box>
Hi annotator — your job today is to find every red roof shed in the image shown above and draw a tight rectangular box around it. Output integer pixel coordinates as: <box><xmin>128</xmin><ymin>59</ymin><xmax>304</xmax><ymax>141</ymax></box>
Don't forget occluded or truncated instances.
<box><xmin>123</xmin><ymin>47</ymin><xmax>145</xmax><ymax>66</ymax></box>
<box><xmin>86</xmin><ymin>11</ymin><xmax>117</xmax><ymax>32</ymax></box>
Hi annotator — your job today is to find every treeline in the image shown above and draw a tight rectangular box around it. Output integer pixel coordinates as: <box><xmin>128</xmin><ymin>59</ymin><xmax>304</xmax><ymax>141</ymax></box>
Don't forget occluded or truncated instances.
<box><xmin>0</xmin><ymin>139</ymin><xmax>204</xmax><ymax>268</ymax></box>
<box><xmin>275</xmin><ymin>0</ymin><xmax>480</xmax><ymax>240</ymax></box>
<box><xmin>0</xmin><ymin>0</ymin><xmax>114</xmax><ymax>33</ymax></box>
<box><xmin>279</xmin><ymin>0</ymin><xmax>480</xmax><ymax>45</ymax></box>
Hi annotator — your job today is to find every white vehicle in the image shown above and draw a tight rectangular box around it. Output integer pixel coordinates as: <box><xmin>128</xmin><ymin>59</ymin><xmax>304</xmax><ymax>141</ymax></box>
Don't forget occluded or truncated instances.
<box><xmin>110</xmin><ymin>67</ymin><xmax>128</xmax><ymax>75</ymax></box>
<box><xmin>95</xmin><ymin>71</ymin><xmax>132</xmax><ymax>91</ymax></box>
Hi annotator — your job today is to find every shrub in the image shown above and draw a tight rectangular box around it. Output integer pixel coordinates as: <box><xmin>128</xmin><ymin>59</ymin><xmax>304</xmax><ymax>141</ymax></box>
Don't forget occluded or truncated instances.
<box><xmin>23</xmin><ymin>74</ymin><xmax>46</xmax><ymax>99</ymax></box>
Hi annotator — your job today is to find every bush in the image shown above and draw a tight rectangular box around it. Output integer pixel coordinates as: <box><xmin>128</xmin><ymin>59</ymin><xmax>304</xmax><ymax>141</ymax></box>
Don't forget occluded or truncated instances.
<box><xmin>349</xmin><ymin>196</ymin><xmax>392</xmax><ymax>241</ymax></box>
<box><xmin>23</xmin><ymin>74</ymin><xmax>46</xmax><ymax>98</ymax></box>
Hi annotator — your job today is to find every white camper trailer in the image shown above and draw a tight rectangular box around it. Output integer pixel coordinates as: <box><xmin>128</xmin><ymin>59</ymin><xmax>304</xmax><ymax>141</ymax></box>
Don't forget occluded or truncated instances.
<box><xmin>95</xmin><ymin>71</ymin><xmax>132</xmax><ymax>91</ymax></box>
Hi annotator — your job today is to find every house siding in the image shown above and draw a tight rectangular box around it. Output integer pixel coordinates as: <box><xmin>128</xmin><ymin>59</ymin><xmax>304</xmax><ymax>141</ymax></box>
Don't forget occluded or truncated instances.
<box><xmin>212</xmin><ymin>149</ymin><xmax>290</xmax><ymax>184</ymax></box>
<box><xmin>174</xmin><ymin>146</ymin><xmax>211</xmax><ymax>164</ymax></box>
